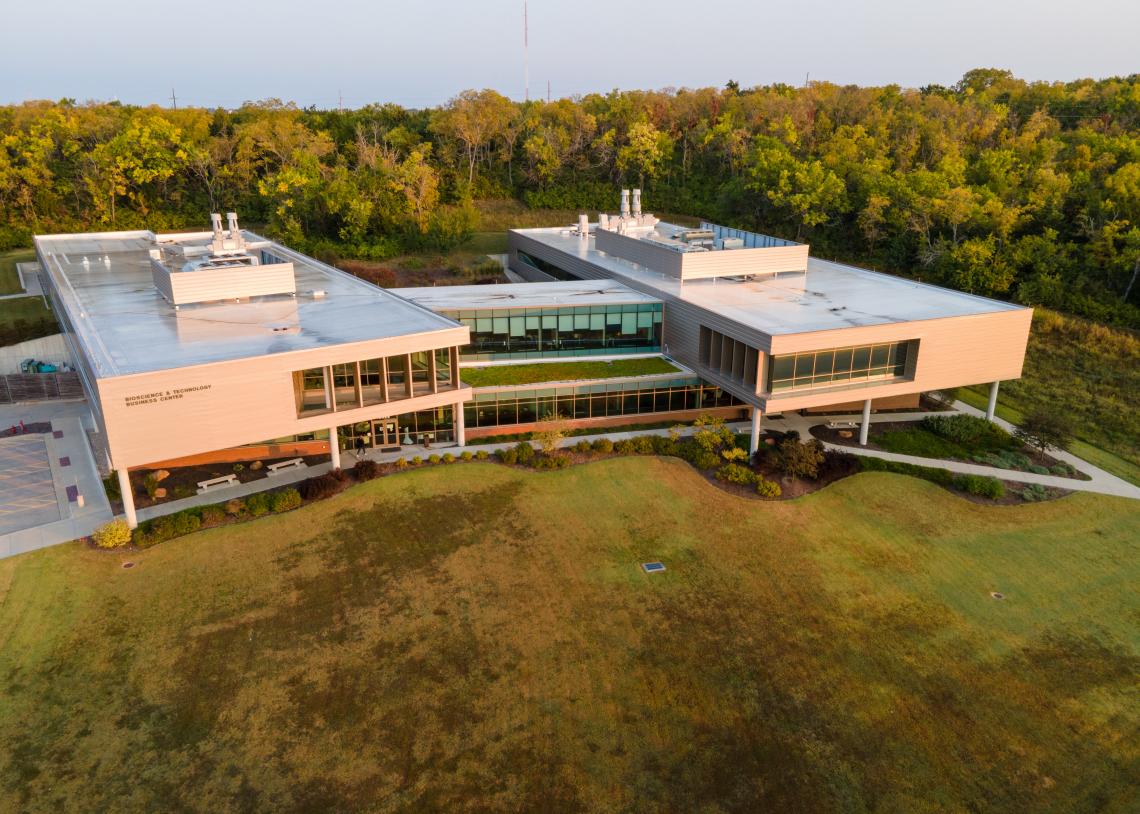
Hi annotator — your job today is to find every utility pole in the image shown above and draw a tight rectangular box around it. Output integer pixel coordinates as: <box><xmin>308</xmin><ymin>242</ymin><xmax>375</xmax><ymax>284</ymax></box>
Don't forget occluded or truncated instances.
<box><xmin>338</xmin><ymin>89</ymin><xmax>343</xmax><ymax>113</ymax></box>
<box><xmin>547</xmin><ymin>80</ymin><xmax>551</xmax><ymax>103</ymax></box>
<box><xmin>523</xmin><ymin>1</ymin><xmax>529</xmax><ymax>102</ymax></box>
<box><xmin>170</xmin><ymin>88</ymin><xmax>177</xmax><ymax>109</ymax></box>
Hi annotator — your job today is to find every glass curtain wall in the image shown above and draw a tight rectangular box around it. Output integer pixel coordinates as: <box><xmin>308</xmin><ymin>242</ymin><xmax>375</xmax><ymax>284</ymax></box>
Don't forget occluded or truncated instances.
<box><xmin>442</xmin><ymin>303</ymin><xmax>663</xmax><ymax>361</ymax></box>
<box><xmin>768</xmin><ymin>340</ymin><xmax>912</xmax><ymax>392</ymax></box>
<box><xmin>464</xmin><ymin>378</ymin><xmax>738</xmax><ymax>429</ymax></box>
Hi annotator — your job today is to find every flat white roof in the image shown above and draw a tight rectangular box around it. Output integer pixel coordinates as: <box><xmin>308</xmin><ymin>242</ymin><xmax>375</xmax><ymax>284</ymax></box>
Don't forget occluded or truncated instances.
<box><xmin>391</xmin><ymin>280</ymin><xmax>659</xmax><ymax>310</ymax></box>
<box><xmin>515</xmin><ymin>224</ymin><xmax>1025</xmax><ymax>336</ymax></box>
<box><xmin>34</xmin><ymin>230</ymin><xmax>461</xmax><ymax>377</ymax></box>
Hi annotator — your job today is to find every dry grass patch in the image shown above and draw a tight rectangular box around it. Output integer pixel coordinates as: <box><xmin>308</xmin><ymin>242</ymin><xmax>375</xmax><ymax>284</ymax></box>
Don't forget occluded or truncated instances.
<box><xmin>0</xmin><ymin>459</ymin><xmax>1136</xmax><ymax>812</ymax></box>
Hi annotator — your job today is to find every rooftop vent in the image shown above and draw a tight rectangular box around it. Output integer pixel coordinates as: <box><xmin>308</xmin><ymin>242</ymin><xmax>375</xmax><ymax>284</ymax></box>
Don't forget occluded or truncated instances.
<box><xmin>151</xmin><ymin>212</ymin><xmax>296</xmax><ymax>307</ymax></box>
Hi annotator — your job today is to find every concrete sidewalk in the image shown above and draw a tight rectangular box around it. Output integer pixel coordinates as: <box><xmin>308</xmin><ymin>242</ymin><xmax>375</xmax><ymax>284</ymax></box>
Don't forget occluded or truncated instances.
<box><xmin>779</xmin><ymin>404</ymin><xmax>1140</xmax><ymax>500</ymax></box>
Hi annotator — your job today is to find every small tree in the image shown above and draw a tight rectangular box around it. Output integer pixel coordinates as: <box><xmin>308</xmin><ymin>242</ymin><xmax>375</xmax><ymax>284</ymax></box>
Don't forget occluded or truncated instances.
<box><xmin>1014</xmin><ymin>410</ymin><xmax>1073</xmax><ymax>454</ymax></box>
<box><xmin>778</xmin><ymin>438</ymin><xmax>826</xmax><ymax>481</ymax></box>
<box><xmin>534</xmin><ymin>417</ymin><xmax>568</xmax><ymax>455</ymax></box>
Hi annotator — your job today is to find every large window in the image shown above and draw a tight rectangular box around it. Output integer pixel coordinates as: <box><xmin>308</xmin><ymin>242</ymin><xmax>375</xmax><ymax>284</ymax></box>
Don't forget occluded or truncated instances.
<box><xmin>462</xmin><ymin>378</ymin><xmax>739</xmax><ymax>429</ymax></box>
<box><xmin>768</xmin><ymin>340</ymin><xmax>913</xmax><ymax>392</ymax></box>
<box><xmin>517</xmin><ymin>250</ymin><xmax>579</xmax><ymax>281</ymax></box>
<box><xmin>443</xmin><ymin>303</ymin><xmax>663</xmax><ymax>361</ymax></box>
<box><xmin>698</xmin><ymin>327</ymin><xmax>760</xmax><ymax>389</ymax></box>
<box><xmin>291</xmin><ymin>347</ymin><xmax>460</xmax><ymax>417</ymax></box>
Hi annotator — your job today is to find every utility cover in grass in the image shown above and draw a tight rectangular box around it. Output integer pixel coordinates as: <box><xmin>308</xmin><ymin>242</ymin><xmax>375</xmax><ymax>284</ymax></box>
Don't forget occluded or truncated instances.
<box><xmin>642</xmin><ymin>562</ymin><xmax>666</xmax><ymax>573</ymax></box>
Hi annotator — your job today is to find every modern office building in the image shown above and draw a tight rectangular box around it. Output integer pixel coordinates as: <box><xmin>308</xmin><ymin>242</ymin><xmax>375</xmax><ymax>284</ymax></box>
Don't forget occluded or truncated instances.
<box><xmin>34</xmin><ymin>193</ymin><xmax>1031</xmax><ymax>528</ymax></box>
<box><xmin>392</xmin><ymin>281</ymin><xmax>745</xmax><ymax>442</ymax></box>
<box><xmin>35</xmin><ymin>216</ymin><xmax>471</xmax><ymax>528</ymax></box>
<box><xmin>507</xmin><ymin>191</ymin><xmax>1032</xmax><ymax>452</ymax></box>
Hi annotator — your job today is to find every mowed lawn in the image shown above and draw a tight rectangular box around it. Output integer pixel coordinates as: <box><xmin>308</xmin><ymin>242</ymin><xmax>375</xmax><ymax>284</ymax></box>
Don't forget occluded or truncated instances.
<box><xmin>0</xmin><ymin>459</ymin><xmax>1136</xmax><ymax>813</ymax></box>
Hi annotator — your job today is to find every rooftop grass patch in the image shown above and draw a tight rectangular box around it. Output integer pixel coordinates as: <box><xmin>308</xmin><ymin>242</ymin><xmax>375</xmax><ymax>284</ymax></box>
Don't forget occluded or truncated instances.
<box><xmin>0</xmin><ymin>460</ymin><xmax>1135</xmax><ymax>812</ymax></box>
<box><xmin>460</xmin><ymin>356</ymin><xmax>680</xmax><ymax>387</ymax></box>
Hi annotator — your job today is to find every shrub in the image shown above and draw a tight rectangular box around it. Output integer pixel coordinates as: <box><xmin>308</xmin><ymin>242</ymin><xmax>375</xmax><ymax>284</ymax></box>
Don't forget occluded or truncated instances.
<box><xmin>922</xmin><ymin>414</ymin><xmax>1008</xmax><ymax>446</ymax></box>
<box><xmin>330</xmin><ymin>467</ymin><xmax>350</xmax><ymax>482</ymax></box>
<box><xmin>652</xmin><ymin>436</ymin><xmax>677</xmax><ymax>456</ymax></box>
<box><xmin>1050</xmin><ymin>462</ymin><xmax>1076</xmax><ymax>477</ymax></box>
<box><xmin>460</xmin><ymin>451</ymin><xmax>474</xmax><ymax>462</ymax></box>
<box><xmin>411</xmin><ymin>456</ymin><xmax>423</xmax><ymax>466</ymax></box>
<box><xmin>1027</xmin><ymin>464</ymin><xmax>1050</xmax><ymax>475</ymax></box>
<box><xmin>172</xmin><ymin>511</ymin><xmax>201</xmax><ymax>536</ymax></box>
<box><xmin>615</xmin><ymin>439</ymin><xmax>636</xmax><ymax>455</ymax></box>
<box><xmin>103</xmin><ymin>472</ymin><xmax>121</xmax><ymax>502</ymax></box>
<box><xmin>1020</xmin><ymin>483</ymin><xmax>1049</xmax><ymax>502</ymax></box>
<box><xmin>142</xmin><ymin>472</ymin><xmax>159</xmax><ymax>499</ymax></box>
<box><xmin>497</xmin><ymin>447</ymin><xmax>518</xmax><ymax>465</ymax></box>
<box><xmin>354</xmin><ymin>459</ymin><xmax>380</xmax><ymax>481</ymax></box>
<box><xmin>245</xmin><ymin>492</ymin><xmax>271</xmax><ymax>517</ymax></box>
<box><xmin>574</xmin><ymin>440</ymin><xmax>592</xmax><ymax>454</ymax></box>
<box><xmin>427</xmin><ymin>454</ymin><xmax>441</xmax><ymax>465</ymax></box>
<box><xmin>395</xmin><ymin>457</ymin><xmax>409</xmax><ymax>469</ymax></box>
<box><xmin>721</xmin><ymin>446</ymin><xmax>748</xmax><ymax>463</ymax></box>
<box><xmin>668</xmin><ymin>425</ymin><xmax>685</xmax><ymax>442</ymax></box>
<box><xmin>93</xmin><ymin>519</ymin><xmax>132</xmax><ymax>549</ymax></box>
<box><xmin>817</xmin><ymin>450</ymin><xmax>860</xmax><ymax>481</ymax></box>
<box><xmin>299</xmin><ymin>473</ymin><xmax>344</xmax><ymax>500</ymax></box>
<box><xmin>953</xmin><ymin>474</ymin><xmax>1005</xmax><ymax>499</ymax></box>
<box><xmin>631</xmin><ymin>435</ymin><xmax>654</xmax><ymax>454</ymax></box>
<box><xmin>756</xmin><ymin>478</ymin><xmax>782</xmax><ymax>498</ymax></box>
<box><xmin>858</xmin><ymin>456</ymin><xmax>955</xmax><ymax>486</ymax></box>
<box><xmin>270</xmin><ymin>488</ymin><xmax>302</xmax><ymax>512</ymax></box>
<box><xmin>514</xmin><ymin>441</ymin><xmax>536</xmax><ymax>464</ymax></box>
<box><xmin>778</xmin><ymin>438</ymin><xmax>826</xmax><ymax>480</ymax></box>
<box><xmin>475</xmin><ymin>450</ymin><xmax>489</xmax><ymax>461</ymax></box>
<box><xmin>717</xmin><ymin>463</ymin><xmax>759</xmax><ymax>485</ymax></box>
<box><xmin>534</xmin><ymin>420</ymin><xmax>566</xmax><ymax>454</ymax></box>
<box><xmin>233</xmin><ymin>463</ymin><xmax>245</xmax><ymax>474</ymax></box>
<box><xmin>224</xmin><ymin>498</ymin><xmax>245</xmax><ymax>516</ymax></box>
<box><xmin>693</xmin><ymin>451</ymin><xmax>720</xmax><ymax>470</ymax></box>
<box><xmin>591</xmin><ymin>438</ymin><xmax>614</xmax><ymax>454</ymax></box>
<box><xmin>441</xmin><ymin>453</ymin><xmax>455</xmax><ymax>464</ymax></box>
<box><xmin>532</xmin><ymin>453</ymin><xmax>571</xmax><ymax>469</ymax></box>
<box><xmin>200</xmin><ymin>505</ymin><xmax>226</xmax><ymax>526</ymax></box>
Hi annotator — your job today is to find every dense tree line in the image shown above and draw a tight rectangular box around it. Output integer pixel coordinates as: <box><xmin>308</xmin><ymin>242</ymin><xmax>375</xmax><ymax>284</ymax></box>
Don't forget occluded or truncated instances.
<box><xmin>2</xmin><ymin>69</ymin><xmax>1139</xmax><ymax>326</ymax></box>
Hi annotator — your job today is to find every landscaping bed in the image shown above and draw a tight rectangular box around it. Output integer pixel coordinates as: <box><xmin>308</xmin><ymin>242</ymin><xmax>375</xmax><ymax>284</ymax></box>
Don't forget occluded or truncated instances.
<box><xmin>110</xmin><ymin>454</ymin><xmax>329</xmax><ymax>511</ymax></box>
<box><xmin>811</xmin><ymin>414</ymin><xmax>1087</xmax><ymax>480</ymax></box>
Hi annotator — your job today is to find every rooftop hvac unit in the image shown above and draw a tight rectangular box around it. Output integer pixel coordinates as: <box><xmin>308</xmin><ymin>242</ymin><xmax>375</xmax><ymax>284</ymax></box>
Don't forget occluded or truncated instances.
<box><xmin>717</xmin><ymin>237</ymin><xmax>745</xmax><ymax>250</ymax></box>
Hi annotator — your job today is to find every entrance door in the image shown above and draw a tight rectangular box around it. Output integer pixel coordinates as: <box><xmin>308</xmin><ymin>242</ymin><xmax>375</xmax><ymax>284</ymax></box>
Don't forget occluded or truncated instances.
<box><xmin>374</xmin><ymin>419</ymin><xmax>400</xmax><ymax>449</ymax></box>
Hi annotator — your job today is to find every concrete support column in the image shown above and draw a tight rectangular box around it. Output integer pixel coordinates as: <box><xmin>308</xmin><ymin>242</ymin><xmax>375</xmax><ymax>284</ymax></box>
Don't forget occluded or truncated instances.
<box><xmin>986</xmin><ymin>380</ymin><xmax>1000</xmax><ymax>422</ymax></box>
<box><xmin>329</xmin><ymin>426</ymin><xmax>341</xmax><ymax>470</ymax></box>
<box><xmin>749</xmin><ymin>407</ymin><xmax>763</xmax><ymax>455</ymax></box>
<box><xmin>860</xmin><ymin>399</ymin><xmax>872</xmax><ymax>446</ymax></box>
<box><xmin>455</xmin><ymin>401</ymin><xmax>466</xmax><ymax>447</ymax></box>
<box><xmin>117</xmin><ymin>468</ymin><xmax>137</xmax><ymax>529</ymax></box>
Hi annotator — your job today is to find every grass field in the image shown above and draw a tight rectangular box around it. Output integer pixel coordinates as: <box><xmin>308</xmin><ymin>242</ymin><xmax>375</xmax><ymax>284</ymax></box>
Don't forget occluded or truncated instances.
<box><xmin>0</xmin><ymin>250</ymin><xmax>34</xmax><ymax>295</ymax></box>
<box><xmin>965</xmin><ymin>308</ymin><xmax>1140</xmax><ymax>485</ymax></box>
<box><xmin>0</xmin><ymin>459</ymin><xmax>1136</xmax><ymax>813</ymax></box>
<box><xmin>0</xmin><ymin>295</ymin><xmax>57</xmax><ymax>346</ymax></box>
<box><xmin>460</xmin><ymin>357</ymin><xmax>680</xmax><ymax>387</ymax></box>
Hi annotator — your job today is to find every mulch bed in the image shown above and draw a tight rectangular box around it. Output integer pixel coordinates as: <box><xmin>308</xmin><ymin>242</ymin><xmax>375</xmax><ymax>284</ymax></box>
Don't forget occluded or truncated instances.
<box><xmin>127</xmin><ymin>455</ymin><xmax>328</xmax><ymax>509</ymax></box>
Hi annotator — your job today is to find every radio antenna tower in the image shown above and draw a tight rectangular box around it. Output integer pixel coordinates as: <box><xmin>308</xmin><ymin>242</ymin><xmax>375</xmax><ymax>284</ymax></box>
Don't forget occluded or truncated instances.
<box><xmin>523</xmin><ymin>1</ymin><xmax>529</xmax><ymax>102</ymax></box>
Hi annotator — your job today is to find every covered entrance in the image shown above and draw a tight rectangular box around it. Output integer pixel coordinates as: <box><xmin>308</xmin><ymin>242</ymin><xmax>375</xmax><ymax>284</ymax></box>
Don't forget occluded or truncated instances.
<box><xmin>337</xmin><ymin>418</ymin><xmax>404</xmax><ymax>453</ymax></box>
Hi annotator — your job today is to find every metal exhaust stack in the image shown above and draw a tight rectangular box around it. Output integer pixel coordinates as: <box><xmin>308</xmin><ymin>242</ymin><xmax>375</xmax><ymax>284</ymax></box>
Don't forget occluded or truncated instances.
<box><xmin>620</xmin><ymin>189</ymin><xmax>631</xmax><ymax>218</ymax></box>
<box><xmin>632</xmin><ymin>188</ymin><xmax>642</xmax><ymax>218</ymax></box>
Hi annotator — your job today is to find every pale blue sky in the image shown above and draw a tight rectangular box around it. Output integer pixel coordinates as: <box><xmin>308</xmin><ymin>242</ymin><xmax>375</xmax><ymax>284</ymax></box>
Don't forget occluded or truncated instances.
<box><xmin>3</xmin><ymin>0</ymin><xmax>1136</xmax><ymax>107</ymax></box>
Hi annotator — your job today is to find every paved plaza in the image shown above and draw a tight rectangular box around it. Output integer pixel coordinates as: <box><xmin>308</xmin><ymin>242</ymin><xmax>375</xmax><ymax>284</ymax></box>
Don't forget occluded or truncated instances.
<box><xmin>0</xmin><ymin>434</ymin><xmax>61</xmax><ymax>534</ymax></box>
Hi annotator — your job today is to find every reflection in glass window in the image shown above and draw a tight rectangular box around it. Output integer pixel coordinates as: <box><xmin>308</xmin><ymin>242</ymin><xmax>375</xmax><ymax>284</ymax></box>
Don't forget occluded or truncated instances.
<box><xmin>443</xmin><ymin>303</ymin><xmax>663</xmax><ymax>361</ymax></box>
<box><xmin>768</xmin><ymin>341</ymin><xmax>913</xmax><ymax>392</ymax></box>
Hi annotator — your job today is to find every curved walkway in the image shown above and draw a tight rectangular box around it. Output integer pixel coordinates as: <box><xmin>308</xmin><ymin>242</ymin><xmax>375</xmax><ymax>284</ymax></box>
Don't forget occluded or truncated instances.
<box><xmin>779</xmin><ymin>403</ymin><xmax>1140</xmax><ymax>500</ymax></box>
